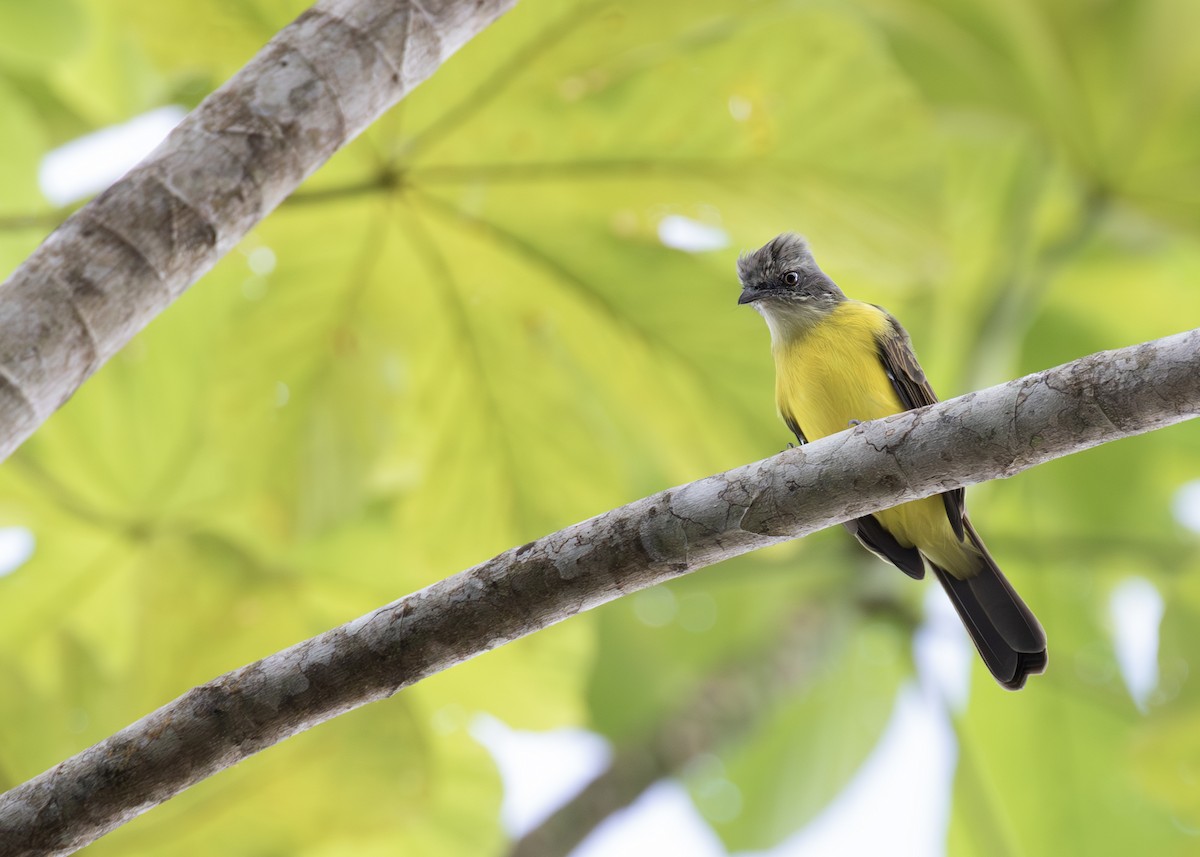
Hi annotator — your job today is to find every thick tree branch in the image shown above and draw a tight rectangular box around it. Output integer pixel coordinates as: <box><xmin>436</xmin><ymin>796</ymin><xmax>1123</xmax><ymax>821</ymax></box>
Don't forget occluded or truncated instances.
<box><xmin>0</xmin><ymin>0</ymin><xmax>516</xmax><ymax>463</ymax></box>
<box><xmin>0</xmin><ymin>329</ymin><xmax>1197</xmax><ymax>855</ymax></box>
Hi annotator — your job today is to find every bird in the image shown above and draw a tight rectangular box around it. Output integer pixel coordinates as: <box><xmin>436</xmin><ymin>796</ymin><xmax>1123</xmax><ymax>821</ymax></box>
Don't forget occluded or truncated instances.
<box><xmin>736</xmin><ymin>233</ymin><xmax>1046</xmax><ymax>689</ymax></box>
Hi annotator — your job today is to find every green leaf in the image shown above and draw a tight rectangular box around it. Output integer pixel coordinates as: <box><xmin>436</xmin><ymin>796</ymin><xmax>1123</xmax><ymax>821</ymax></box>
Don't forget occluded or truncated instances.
<box><xmin>0</xmin><ymin>0</ymin><xmax>86</xmax><ymax>71</ymax></box>
<box><xmin>3</xmin><ymin>0</ymin><xmax>1200</xmax><ymax>854</ymax></box>
<box><xmin>948</xmin><ymin>554</ymin><xmax>1185</xmax><ymax>856</ymax></box>
<box><xmin>700</xmin><ymin>616</ymin><xmax>907</xmax><ymax>850</ymax></box>
<box><xmin>0</xmin><ymin>76</ymin><xmax>48</xmax><ymax>211</ymax></box>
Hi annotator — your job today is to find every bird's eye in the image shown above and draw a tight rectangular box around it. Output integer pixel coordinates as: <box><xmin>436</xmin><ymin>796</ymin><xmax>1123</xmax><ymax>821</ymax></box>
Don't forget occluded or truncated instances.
<box><xmin>783</xmin><ymin>271</ymin><xmax>801</xmax><ymax>286</ymax></box>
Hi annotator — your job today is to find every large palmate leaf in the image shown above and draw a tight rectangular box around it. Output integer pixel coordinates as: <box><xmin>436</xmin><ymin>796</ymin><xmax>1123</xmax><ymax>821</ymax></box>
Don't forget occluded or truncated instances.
<box><xmin>1</xmin><ymin>0</ymin><xmax>1199</xmax><ymax>854</ymax></box>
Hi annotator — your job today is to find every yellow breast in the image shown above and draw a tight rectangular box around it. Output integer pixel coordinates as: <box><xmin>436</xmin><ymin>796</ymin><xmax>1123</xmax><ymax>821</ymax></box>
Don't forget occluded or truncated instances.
<box><xmin>771</xmin><ymin>300</ymin><xmax>968</xmax><ymax>570</ymax></box>
<box><xmin>772</xmin><ymin>301</ymin><xmax>903</xmax><ymax>440</ymax></box>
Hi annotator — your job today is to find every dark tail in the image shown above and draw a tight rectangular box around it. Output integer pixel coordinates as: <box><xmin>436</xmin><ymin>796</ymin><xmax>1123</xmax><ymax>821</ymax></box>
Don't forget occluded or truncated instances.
<box><xmin>931</xmin><ymin>519</ymin><xmax>1047</xmax><ymax>690</ymax></box>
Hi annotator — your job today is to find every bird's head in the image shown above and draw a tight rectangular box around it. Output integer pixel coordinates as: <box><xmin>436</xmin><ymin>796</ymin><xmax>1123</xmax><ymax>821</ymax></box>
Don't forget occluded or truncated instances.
<box><xmin>736</xmin><ymin>233</ymin><xmax>844</xmax><ymax>313</ymax></box>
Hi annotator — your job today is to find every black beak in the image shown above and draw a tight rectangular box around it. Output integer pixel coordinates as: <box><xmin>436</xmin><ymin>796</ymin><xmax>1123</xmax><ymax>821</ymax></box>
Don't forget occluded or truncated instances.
<box><xmin>737</xmin><ymin>287</ymin><xmax>760</xmax><ymax>305</ymax></box>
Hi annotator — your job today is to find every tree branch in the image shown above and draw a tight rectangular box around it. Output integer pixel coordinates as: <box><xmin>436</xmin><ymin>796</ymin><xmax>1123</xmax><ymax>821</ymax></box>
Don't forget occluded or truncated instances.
<box><xmin>506</xmin><ymin>605</ymin><xmax>846</xmax><ymax>857</ymax></box>
<box><xmin>0</xmin><ymin>330</ymin><xmax>1196</xmax><ymax>855</ymax></box>
<box><xmin>0</xmin><ymin>0</ymin><xmax>516</xmax><ymax>464</ymax></box>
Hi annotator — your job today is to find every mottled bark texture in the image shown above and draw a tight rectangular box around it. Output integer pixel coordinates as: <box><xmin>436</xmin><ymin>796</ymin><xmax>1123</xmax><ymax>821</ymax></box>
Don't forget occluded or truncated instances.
<box><xmin>0</xmin><ymin>328</ymin><xmax>1197</xmax><ymax>855</ymax></box>
<box><xmin>0</xmin><ymin>0</ymin><xmax>516</xmax><ymax>463</ymax></box>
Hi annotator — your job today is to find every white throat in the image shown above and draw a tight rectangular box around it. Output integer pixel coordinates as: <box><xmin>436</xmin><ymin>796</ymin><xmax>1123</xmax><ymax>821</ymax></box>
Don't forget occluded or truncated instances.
<box><xmin>756</xmin><ymin>300</ymin><xmax>831</xmax><ymax>349</ymax></box>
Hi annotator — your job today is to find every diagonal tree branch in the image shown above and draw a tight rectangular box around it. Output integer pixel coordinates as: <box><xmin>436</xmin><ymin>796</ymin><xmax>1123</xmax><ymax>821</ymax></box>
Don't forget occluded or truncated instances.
<box><xmin>505</xmin><ymin>593</ymin><xmax>924</xmax><ymax>857</ymax></box>
<box><xmin>0</xmin><ymin>328</ymin><xmax>1196</xmax><ymax>856</ymax></box>
<box><xmin>0</xmin><ymin>0</ymin><xmax>516</xmax><ymax>464</ymax></box>
<box><xmin>506</xmin><ymin>604</ymin><xmax>849</xmax><ymax>857</ymax></box>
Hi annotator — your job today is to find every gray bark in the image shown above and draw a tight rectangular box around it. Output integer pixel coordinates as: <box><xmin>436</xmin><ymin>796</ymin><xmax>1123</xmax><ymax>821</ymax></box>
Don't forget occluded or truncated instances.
<box><xmin>0</xmin><ymin>327</ymin><xmax>1197</xmax><ymax>856</ymax></box>
<box><xmin>0</xmin><ymin>0</ymin><xmax>516</xmax><ymax>463</ymax></box>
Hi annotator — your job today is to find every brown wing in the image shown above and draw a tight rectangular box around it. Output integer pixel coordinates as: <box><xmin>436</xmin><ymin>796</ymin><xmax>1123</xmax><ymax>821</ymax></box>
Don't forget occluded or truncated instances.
<box><xmin>782</xmin><ymin>412</ymin><xmax>807</xmax><ymax>446</ymax></box>
<box><xmin>874</xmin><ymin>308</ymin><xmax>965</xmax><ymax>541</ymax></box>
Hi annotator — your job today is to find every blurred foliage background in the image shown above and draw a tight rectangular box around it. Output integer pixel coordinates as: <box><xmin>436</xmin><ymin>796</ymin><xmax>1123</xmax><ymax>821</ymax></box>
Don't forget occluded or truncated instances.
<box><xmin>1</xmin><ymin>0</ymin><xmax>1199</xmax><ymax>854</ymax></box>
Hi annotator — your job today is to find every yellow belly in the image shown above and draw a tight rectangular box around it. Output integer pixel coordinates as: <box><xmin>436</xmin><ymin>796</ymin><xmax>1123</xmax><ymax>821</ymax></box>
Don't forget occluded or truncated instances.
<box><xmin>773</xmin><ymin>302</ymin><xmax>967</xmax><ymax>573</ymax></box>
